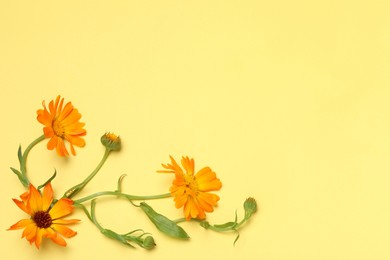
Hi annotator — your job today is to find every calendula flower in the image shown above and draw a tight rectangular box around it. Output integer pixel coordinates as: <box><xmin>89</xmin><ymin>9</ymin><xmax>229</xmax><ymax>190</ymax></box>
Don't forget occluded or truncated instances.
<box><xmin>158</xmin><ymin>156</ymin><xmax>222</xmax><ymax>220</ymax></box>
<box><xmin>37</xmin><ymin>95</ymin><xmax>86</xmax><ymax>156</ymax></box>
<box><xmin>8</xmin><ymin>183</ymin><xmax>79</xmax><ymax>249</ymax></box>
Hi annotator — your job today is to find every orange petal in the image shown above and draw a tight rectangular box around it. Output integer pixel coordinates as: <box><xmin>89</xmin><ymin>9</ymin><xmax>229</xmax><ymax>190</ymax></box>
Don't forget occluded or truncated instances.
<box><xmin>70</xmin><ymin>143</ymin><xmax>76</xmax><ymax>156</ymax></box>
<box><xmin>36</xmin><ymin>108</ymin><xmax>52</xmax><ymax>126</ymax></box>
<box><xmin>8</xmin><ymin>219</ymin><xmax>33</xmax><ymax>230</ymax></box>
<box><xmin>168</xmin><ymin>156</ymin><xmax>184</xmax><ymax>175</ymax></box>
<box><xmin>196</xmin><ymin>194</ymin><xmax>215</xmax><ymax>212</ymax></box>
<box><xmin>49</xmin><ymin>198</ymin><xmax>74</xmax><ymax>219</ymax></box>
<box><xmin>55</xmin><ymin>138</ymin><xmax>69</xmax><ymax>156</ymax></box>
<box><xmin>20</xmin><ymin>190</ymin><xmax>30</xmax><ymax>204</ymax></box>
<box><xmin>48</xmin><ymin>96</ymin><xmax>60</xmax><ymax>117</ymax></box>
<box><xmin>65</xmin><ymin>135</ymin><xmax>86</xmax><ymax>147</ymax></box>
<box><xmin>21</xmin><ymin>222</ymin><xmax>37</xmax><ymax>238</ymax></box>
<box><xmin>34</xmin><ymin>228</ymin><xmax>45</xmax><ymax>249</ymax></box>
<box><xmin>47</xmin><ymin>135</ymin><xmax>59</xmax><ymax>150</ymax></box>
<box><xmin>51</xmin><ymin>224</ymin><xmax>77</xmax><ymax>238</ymax></box>
<box><xmin>57</xmin><ymin>102</ymin><xmax>73</xmax><ymax>121</ymax></box>
<box><xmin>181</xmin><ymin>156</ymin><xmax>194</xmax><ymax>175</ymax></box>
<box><xmin>61</xmin><ymin>109</ymin><xmax>82</xmax><ymax>126</ymax></box>
<box><xmin>66</xmin><ymin>125</ymin><xmax>86</xmax><ymax>135</ymax></box>
<box><xmin>43</xmin><ymin>126</ymin><xmax>54</xmax><ymax>138</ymax></box>
<box><xmin>25</xmin><ymin>224</ymin><xmax>38</xmax><ymax>244</ymax></box>
<box><xmin>57</xmin><ymin>96</ymin><xmax>65</xmax><ymax>116</ymax></box>
<box><xmin>42</xmin><ymin>183</ymin><xmax>54</xmax><ymax>212</ymax></box>
<box><xmin>196</xmin><ymin>168</ymin><xmax>222</xmax><ymax>192</ymax></box>
<box><xmin>52</xmin><ymin>219</ymin><xmax>80</xmax><ymax>225</ymax></box>
<box><xmin>28</xmin><ymin>184</ymin><xmax>43</xmax><ymax>214</ymax></box>
<box><xmin>157</xmin><ymin>169</ymin><xmax>175</xmax><ymax>173</ymax></box>
<box><xmin>197</xmin><ymin>192</ymin><xmax>220</xmax><ymax>206</ymax></box>
<box><xmin>49</xmin><ymin>232</ymin><xmax>67</xmax><ymax>247</ymax></box>
<box><xmin>12</xmin><ymin>198</ymin><xmax>30</xmax><ymax>215</ymax></box>
<box><xmin>184</xmin><ymin>197</ymin><xmax>199</xmax><ymax>220</ymax></box>
<box><xmin>173</xmin><ymin>193</ymin><xmax>187</xmax><ymax>209</ymax></box>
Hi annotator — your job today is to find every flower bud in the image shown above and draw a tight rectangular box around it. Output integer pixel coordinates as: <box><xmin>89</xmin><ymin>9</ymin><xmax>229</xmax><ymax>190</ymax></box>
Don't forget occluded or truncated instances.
<box><xmin>101</xmin><ymin>132</ymin><xmax>121</xmax><ymax>151</ymax></box>
<box><xmin>243</xmin><ymin>197</ymin><xmax>257</xmax><ymax>219</ymax></box>
<box><xmin>142</xmin><ymin>235</ymin><xmax>156</xmax><ymax>250</ymax></box>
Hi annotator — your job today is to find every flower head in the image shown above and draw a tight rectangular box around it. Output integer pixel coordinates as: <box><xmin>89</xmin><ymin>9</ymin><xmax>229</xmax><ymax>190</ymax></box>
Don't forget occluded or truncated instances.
<box><xmin>37</xmin><ymin>95</ymin><xmax>86</xmax><ymax>156</ymax></box>
<box><xmin>8</xmin><ymin>183</ymin><xmax>80</xmax><ymax>249</ymax></box>
<box><xmin>158</xmin><ymin>156</ymin><xmax>222</xmax><ymax>220</ymax></box>
<box><xmin>101</xmin><ymin>132</ymin><xmax>121</xmax><ymax>151</ymax></box>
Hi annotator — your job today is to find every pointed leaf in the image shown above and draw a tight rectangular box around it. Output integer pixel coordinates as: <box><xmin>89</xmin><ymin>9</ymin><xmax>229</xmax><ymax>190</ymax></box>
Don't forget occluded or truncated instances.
<box><xmin>214</xmin><ymin>221</ymin><xmax>237</xmax><ymax>229</ymax></box>
<box><xmin>140</xmin><ymin>202</ymin><xmax>190</xmax><ymax>239</ymax></box>
<box><xmin>38</xmin><ymin>169</ymin><xmax>57</xmax><ymax>190</ymax></box>
<box><xmin>10</xmin><ymin>167</ymin><xmax>29</xmax><ymax>187</ymax></box>
<box><xmin>233</xmin><ymin>230</ymin><xmax>240</xmax><ymax>246</ymax></box>
<box><xmin>17</xmin><ymin>145</ymin><xmax>23</xmax><ymax>165</ymax></box>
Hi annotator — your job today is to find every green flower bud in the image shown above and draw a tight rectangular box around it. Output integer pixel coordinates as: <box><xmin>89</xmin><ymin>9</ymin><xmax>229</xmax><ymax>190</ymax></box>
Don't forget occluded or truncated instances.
<box><xmin>243</xmin><ymin>197</ymin><xmax>257</xmax><ymax>219</ymax></box>
<box><xmin>101</xmin><ymin>132</ymin><xmax>121</xmax><ymax>151</ymax></box>
<box><xmin>142</xmin><ymin>235</ymin><xmax>156</xmax><ymax>250</ymax></box>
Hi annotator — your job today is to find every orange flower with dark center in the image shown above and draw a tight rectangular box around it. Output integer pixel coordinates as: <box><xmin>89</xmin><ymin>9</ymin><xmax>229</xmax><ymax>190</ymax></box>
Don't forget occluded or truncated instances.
<box><xmin>8</xmin><ymin>183</ymin><xmax>79</xmax><ymax>249</ymax></box>
<box><xmin>37</xmin><ymin>95</ymin><xmax>86</xmax><ymax>156</ymax></box>
<box><xmin>158</xmin><ymin>156</ymin><xmax>222</xmax><ymax>220</ymax></box>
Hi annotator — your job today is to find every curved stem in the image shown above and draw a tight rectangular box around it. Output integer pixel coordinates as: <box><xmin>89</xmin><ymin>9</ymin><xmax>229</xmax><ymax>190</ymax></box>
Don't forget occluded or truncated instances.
<box><xmin>74</xmin><ymin>191</ymin><xmax>171</xmax><ymax>204</ymax></box>
<box><xmin>21</xmin><ymin>135</ymin><xmax>46</xmax><ymax>176</ymax></box>
<box><xmin>64</xmin><ymin>148</ymin><xmax>111</xmax><ymax>198</ymax></box>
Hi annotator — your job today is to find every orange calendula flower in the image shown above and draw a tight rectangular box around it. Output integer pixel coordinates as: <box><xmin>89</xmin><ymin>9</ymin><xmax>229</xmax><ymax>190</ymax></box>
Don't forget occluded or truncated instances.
<box><xmin>37</xmin><ymin>95</ymin><xmax>86</xmax><ymax>156</ymax></box>
<box><xmin>158</xmin><ymin>156</ymin><xmax>222</xmax><ymax>220</ymax></box>
<box><xmin>8</xmin><ymin>183</ymin><xmax>79</xmax><ymax>249</ymax></box>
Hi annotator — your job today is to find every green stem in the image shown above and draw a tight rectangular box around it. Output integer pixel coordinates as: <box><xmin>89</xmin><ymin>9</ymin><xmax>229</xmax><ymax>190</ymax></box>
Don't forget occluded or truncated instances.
<box><xmin>174</xmin><ymin>218</ymin><xmax>202</xmax><ymax>224</ymax></box>
<box><xmin>74</xmin><ymin>191</ymin><xmax>171</xmax><ymax>204</ymax></box>
<box><xmin>21</xmin><ymin>135</ymin><xmax>46</xmax><ymax>176</ymax></box>
<box><xmin>234</xmin><ymin>218</ymin><xmax>247</xmax><ymax>230</ymax></box>
<box><xmin>64</xmin><ymin>148</ymin><xmax>111</xmax><ymax>198</ymax></box>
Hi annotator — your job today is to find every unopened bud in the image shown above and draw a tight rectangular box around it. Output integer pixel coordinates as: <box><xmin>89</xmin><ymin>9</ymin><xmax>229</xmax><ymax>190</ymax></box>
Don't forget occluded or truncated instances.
<box><xmin>243</xmin><ymin>197</ymin><xmax>257</xmax><ymax>219</ymax></box>
<box><xmin>142</xmin><ymin>236</ymin><xmax>156</xmax><ymax>250</ymax></box>
<box><xmin>101</xmin><ymin>132</ymin><xmax>121</xmax><ymax>151</ymax></box>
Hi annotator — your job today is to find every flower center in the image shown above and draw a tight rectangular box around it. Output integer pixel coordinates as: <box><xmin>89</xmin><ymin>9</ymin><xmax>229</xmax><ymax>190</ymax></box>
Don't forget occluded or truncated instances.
<box><xmin>32</xmin><ymin>211</ymin><xmax>52</xmax><ymax>229</ymax></box>
<box><xmin>184</xmin><ymin>175</ymin><xmax>198</xmax><ymax>192</ymax></box>
<box><xmin>53</xmin><ymin>120</ymin><xmax>65</xmax><ymax>137</ymax></box>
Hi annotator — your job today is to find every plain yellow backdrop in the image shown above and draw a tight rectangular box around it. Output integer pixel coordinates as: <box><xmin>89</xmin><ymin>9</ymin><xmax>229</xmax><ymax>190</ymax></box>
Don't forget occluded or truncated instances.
<box><xmin>1</xmin><ymin>1</ymin><xmax>390</xmax><ymax>259</ymax></box>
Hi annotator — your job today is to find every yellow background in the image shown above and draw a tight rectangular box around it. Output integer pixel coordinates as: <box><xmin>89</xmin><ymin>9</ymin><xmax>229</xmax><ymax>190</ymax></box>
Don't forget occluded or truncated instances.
<box><xmin>1</xmin><ymin>1</ymin><xmax>390</xmax><ymax>259</ymax></box>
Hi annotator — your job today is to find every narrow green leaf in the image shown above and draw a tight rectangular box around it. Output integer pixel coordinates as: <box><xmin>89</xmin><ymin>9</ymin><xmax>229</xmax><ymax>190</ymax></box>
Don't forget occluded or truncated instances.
<box><xmin>10</xmin><ymin>167</ymin><xmax>21</xmax><ymax>176</ymax></box>
<box><xmin>116</xmin><ymin>174</ymin><xmax>127</xmax><ymax>192</ymax></box>
<box><xmin>140</xmin><ymin>202</ymin><xmax>190</xmax><ymax>239</ymax></box>
<box><xmin>233</xmin><ymin>230</ymin><xmax>240</xmax><ymax>246</ymax></box>
<box><xmin>101</xmin><ymin>228</ymin><xmax>134</xmax><ymax>247</ymax></box>
<box><xmin>214</xmin><ymin>221</ymin><xmax>237</xmax><ymax>229</ymax></box>
<box><xmin>38</xmin><ymin>169</ymin><xmax>57</xmax><ymax>190</ymax></box>
<box><xmin>17</xmin><ymin>145</ymin><xmax>23</xmax><ymax>165</ymax></box>
<box><xmin>10</xmin><ymin>167</ymin><xmax>29</xmax><ymax>187</ymax></box>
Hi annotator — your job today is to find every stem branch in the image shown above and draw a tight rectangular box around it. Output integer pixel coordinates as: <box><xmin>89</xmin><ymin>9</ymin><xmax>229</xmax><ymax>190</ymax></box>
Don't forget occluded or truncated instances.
<box><xmin>74</xmin><ymin>191</ymin><xmax>171</xmax><ymax>204</ymax></box>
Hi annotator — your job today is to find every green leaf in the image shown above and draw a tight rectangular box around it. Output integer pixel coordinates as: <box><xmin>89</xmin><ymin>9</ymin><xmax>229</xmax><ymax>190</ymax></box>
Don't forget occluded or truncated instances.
<box><xmin>101</xmin><ymin>229</ymin><xmax>135</xmax><ymax>247</ymax></box>
<box><xmin>116</xmin><ymin>174</ymin><xmax>127</xmax><ymax>192</ymax></box>
<box><xmin>10</xmin><ymin>167</ymin><xmax>29</xmax><ymax>187</ymax></box>
<box><xmin>37</xmin><ymin>169</ymin><xmax>57</xmax><ymax>190</ymax></box>
<box><xmin>212</xmin><ymin>210</ymin><xmax>238</xmax><ymax>230</ymax></box>
<box><xmin>17</xmin><ymin>145</ymin><xmax>23</xmax><ymax>165</ymax></box>
<box><xmin>233</xmin><ymin>230</ymin><xmax>240</xmax><ymax>246</ymax></box>
<box><xmin>10</xmin><ymin>167</ymin><xmax>21</xmax><ymax>176</ymax></box>
<box><xmin>214</xmin><ymin>221</ymin><xmax>237</xmax><ymax>229</ymax></box>
<box><xmin>140</xmin><ymin>202</ymin><xmax>190</xmax><ymax>239</ymax></box>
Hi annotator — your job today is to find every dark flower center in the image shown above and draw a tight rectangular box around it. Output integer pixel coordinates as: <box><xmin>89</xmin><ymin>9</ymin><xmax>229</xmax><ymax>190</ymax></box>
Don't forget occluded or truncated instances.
<box><xmin>32</xmin><ymin>211</ymin><xmax>52</xmax><ymax>228</ymax></box>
